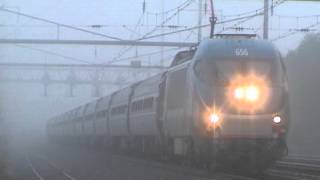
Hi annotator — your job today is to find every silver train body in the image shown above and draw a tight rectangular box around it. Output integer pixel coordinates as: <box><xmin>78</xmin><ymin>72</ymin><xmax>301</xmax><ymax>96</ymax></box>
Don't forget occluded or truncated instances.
<box><xmin>47</xmin><ymin>38</ymin><xmax>290</xmax><ymax>171</ymax></box>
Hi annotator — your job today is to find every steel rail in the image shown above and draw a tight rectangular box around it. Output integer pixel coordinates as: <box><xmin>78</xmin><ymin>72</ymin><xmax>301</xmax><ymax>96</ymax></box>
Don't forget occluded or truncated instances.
<box><xmin>26</xmin><ymin>153</ymin><xmax>75</xmax><ymax>180</ymax></box>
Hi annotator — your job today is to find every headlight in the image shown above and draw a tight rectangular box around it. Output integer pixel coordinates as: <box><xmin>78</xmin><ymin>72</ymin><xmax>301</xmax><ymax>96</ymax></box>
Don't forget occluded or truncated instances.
<box><xmin>233</xmin><ymin>85</ymin><xmax>260</xmax><ymax>102</ymax></box>
<box><xmin>203</xmin><ymin>108</ymin><xmax>223</xmax><ymax>131</ymax></box>
<box><xmin>227</xmin><ymin>73</ymin><xmax>270</xmax><ymax>112</ymax></box>
<box><xmin>273</xmin><ymin>116</ymin><xmax>281</xmax><ymax>124</ymax></box>
<box><xmin>234</xmin><ymin>87</ymin><xmax>245</xmax><ymax>100</ymax></box>
<box><xmin>209</xmin><ymin>113</ymin><xmax>220</xmax><ymax>124</ymax></box>
<box><xmin>245</xmin><ymin>85</ymin><xmax>259</xmax><ymax>102</ymax></box>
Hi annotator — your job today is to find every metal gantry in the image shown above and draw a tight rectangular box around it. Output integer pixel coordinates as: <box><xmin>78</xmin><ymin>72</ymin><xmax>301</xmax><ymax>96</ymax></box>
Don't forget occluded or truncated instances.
<box><xmin>0</xmin><ymin>39</ymin><xmax>197</xmax><ymax>47</ymax></box>
<box><xmin>0</xmin><ymin>63</ymin><xmax>166</xmax><ymax>97</ymax></box>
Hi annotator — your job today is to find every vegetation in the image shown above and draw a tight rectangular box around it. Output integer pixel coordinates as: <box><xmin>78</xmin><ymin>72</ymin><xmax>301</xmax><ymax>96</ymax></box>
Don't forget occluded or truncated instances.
<box><xmin>286</xmin><ymin>33</ymin><xmax>320</xmax><ymax>157</ymax></box>
<box><xmin>287</xmin><ymin>33</ymin><xmax>320</xmax><ymax>62</ymax></box>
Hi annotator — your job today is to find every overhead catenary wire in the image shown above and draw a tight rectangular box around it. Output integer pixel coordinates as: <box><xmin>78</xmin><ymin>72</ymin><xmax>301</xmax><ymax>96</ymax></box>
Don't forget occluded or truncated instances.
<box><xmin>108</xmin><ymin>27</ymin><xmax>197</xmax><ymax>65</ymax></box>
<box><xmin>217</xmin><ymin>0</ymin><xmax>287</xmax><ymax>35</ymax></box>
<box><xmin>274</xmin><ymin>14</ymin><xmax>320</xmax><ymax>19</ymax></box>
<box><xmin>137</xmin><ymin>13</ymin><xmax>264</xmax><ymax>41</ymax></box>
<box><xmin>145</xmin><ymin>0</ymin><xmax>192</xmax><ymax>16</ymax></box>
<box><xmin>107</xmin><ymin>48</ymin><xmax>181</xmax><ymax>64</ymax></box>
<box><xmin>271</xmin><ymin>21</ymin><xmax>320</xmax><ymax>42</ymax></box>
<box><xmin>0</xmin><ymin>7</ymin><xmax>123</xmax><ymax>41</ymax></box>
<box><xmin>110</xmin><ymin>0</ymin><xmax>194</xmax><ymax>64</ymax></box>
<box><xmin>111</xmin><ymin>13</ymin><xmax>146</xmax><ymax>61</ymax></box>
<box><xmin>14</xmin><ymin>45</ymin><xmax>92</xmax><ymax>64</ymax></box>
<box><xmin>137</xmin><ymin>0</ymin><xmax>195</xmax><ymax>40</ymax></box>
<box><xmin>140</xmin><ymin>0</ymin><xmax>288</xmax><ymax>40</ymax></box>
<box><xmin>3</xmin><ymin>0</ymin><xmax>304</xmax><ymax>67</ymax></box>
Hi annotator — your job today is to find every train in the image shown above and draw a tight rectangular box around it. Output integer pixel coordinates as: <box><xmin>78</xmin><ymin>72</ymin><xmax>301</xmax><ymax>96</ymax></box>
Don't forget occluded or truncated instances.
<box><xmin>47</xmin><ymin>36</ymin><xmax>290</xmax><ymax>172</ymax></box>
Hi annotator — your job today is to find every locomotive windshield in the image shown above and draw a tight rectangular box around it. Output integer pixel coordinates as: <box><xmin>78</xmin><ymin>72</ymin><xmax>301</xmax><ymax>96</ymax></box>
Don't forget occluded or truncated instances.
<box><xmin>215</xmin><ymin>60</ymin><xmax>274</xmax><ymax>85</ymax></box>
<box><xmin>194</xmin><ymin>58</ymin><xmax>284</xmax><ymax>86</ymax></box>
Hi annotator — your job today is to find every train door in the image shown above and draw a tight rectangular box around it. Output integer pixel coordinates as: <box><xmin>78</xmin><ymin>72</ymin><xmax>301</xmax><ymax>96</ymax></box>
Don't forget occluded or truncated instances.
<box><xmin>164</xmin><ymin>65</ymin><xmax>189</xmax><ymax>137</ymax></box>
<box><xmin>163</xmin><ymin>64</ymin><xmax>194</xmax><ymax>156</ymax></box>
<box><xmin>156</xmin><ymin>72</ymin><xmax>167</xmax><ymax>143</ymax></box>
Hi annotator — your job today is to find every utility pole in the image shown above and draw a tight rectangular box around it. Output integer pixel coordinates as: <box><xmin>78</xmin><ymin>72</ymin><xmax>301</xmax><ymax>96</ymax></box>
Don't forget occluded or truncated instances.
<box><xmin>209</xmin><ymin>0</ymin><xmax>216</xmax><ymax>38</ymax></box>
<box><xmin>263</xmin><ymin>0</ymin><xmax>269</xmax><ymax>40</ymax></box>
<box><xmin>160</xmin><ymin>0</ymin><xmax>165</xmax><ymax>66</ymax></box>
<box><xmin>198</xmin><ymin>0</ymin><xmax>203</xmax><ymax>42</ymax></box>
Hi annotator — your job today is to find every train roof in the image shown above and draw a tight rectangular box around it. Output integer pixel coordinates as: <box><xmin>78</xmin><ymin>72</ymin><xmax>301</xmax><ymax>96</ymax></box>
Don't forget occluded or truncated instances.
<box><xmin>195</xmin><ymin>38</ymin><xmax>280</xmax><ymax>61</ymax></box>
<box><xmin>170</xmin><ymin>49</ymin><xmax>196</xmax><ymax>67</ymax></box>
<box><xmin>83</xmin><ymin>101</ymin><xmax>97</xmax><ymax>116</ymax></box>
<box><xmin>96</xmin><ymin>96</ymin><xmax>111</xmax><ymax>112</ymax></box>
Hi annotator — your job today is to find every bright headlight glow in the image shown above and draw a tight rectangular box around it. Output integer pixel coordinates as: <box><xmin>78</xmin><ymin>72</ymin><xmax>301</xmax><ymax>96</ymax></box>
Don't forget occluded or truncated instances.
<box><xmin>273</xmin><ymin>116</ymin><xmax>281</xmax><ymax>124</ymax></box>
<box><xmin>234</xmin><ymin>87</ymin><xmax>245</xmax><ymax>100</ymax></box>
<box><xmin>227</xmin><ymin>73</ymin><xmax>270</xmax><ymax>112</ymax></box>
<box><xmin>245</xmin><ymin>85</ymin><xmax>259</xmax><ymax>102</ymax></box>
<box><xmin>210</xmin><ymin>113</ymin><xmax>220</xmax><ymax>124</ymax></box>
<box><xmin>233</xmin><ymin>85</ymin><xmax>259</xmax><ymax>102</ymax></box>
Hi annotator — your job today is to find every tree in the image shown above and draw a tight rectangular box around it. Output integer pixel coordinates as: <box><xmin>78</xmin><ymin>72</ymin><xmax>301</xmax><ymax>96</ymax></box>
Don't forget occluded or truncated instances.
<box><xmin>286</xmin><ymin>33</ymin><xmax>320</xmax><ymax>157</ymax></box>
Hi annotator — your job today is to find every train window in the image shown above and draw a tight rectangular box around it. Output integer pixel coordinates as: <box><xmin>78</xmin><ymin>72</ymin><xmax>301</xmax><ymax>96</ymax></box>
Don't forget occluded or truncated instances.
<box><xmin>111</xmin><ymin>105</ymin><xmax>127</xmax><ymax>116</ymax></box>
<box><xmin>140</xmin><ymin>100</ymin><xmax>143</xmax><ymax>111</ymax></box>
<box><xmin>193</xmin><ymin>59</ymin><xmax>216</xmax><ymax>85</ymax></box>
<box><xmin>166</xmin><ymin>68</ymin><xmax>187</xmax><ymax>109</ymax></box>
<box><xmin>131</xmin><ymin>102</ymin><xmax>136</xmax><ymax>112</ymax></box>
<box><xmin>131</xmin><ymin>99</ymin><xmax>143</xmax><ymax>112</ymax></box>
<box><xmin>215</xmin><ymin>60</ymin><xmax>242</xmax><ymax>83</ymax></box>
<box><xmin>143</xmin><ymin>97</ymin><xmax>154</xmax><ymax>110</ymax></box>
<box><xmin>121</xmin><ymin>105</ymin><xmax>127</xmax><ymax>114</ymax></box>
<box><xmin>131</xmin><ymin>98</ymin><xmax>153</xmax><ymax>112</ymax></box>
<box><xmin>134</xmin><ymin>101</ymin><xmax>139</xmax><ymax>112</ymax></box>
<box><xmin>247</xmin><ymin>61</ymin><xmax>272</xmax><ymax>76</ymax></box>
<box><xmin>111</xmin><ymin>107</ymin><xmax>116</xmax><ymax>115</ymax></box>
<box><xmin>138</xmin><ymin>100</ymin><xmax>143</xmax><ymax>111</ymax></box>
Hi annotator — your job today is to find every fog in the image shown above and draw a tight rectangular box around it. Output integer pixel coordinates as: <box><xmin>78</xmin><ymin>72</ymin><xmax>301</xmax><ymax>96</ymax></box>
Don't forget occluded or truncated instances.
<box><xmin>0</xmin><ymin>0</ymin><xmax>320</xmax><ymax>179</ymax></box>
<box><xmin>286</xmin><ymin>34</ymin><xmax>320</xmax><ymax>157</ymax></box>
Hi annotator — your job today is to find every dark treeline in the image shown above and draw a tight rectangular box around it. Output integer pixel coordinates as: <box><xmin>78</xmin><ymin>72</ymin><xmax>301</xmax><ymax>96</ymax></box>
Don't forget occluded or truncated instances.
<box><xmin>286</xmin><ymin>33</ymin><xmax>320</xmax><ymax>157</ymax></box>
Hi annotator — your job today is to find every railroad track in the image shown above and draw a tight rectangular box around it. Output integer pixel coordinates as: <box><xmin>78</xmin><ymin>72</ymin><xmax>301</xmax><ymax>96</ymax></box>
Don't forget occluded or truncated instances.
<box><xmin>26</xmin><ymin>153</ymin><xmax>75</xmax><ymax>180</ymax></box>
<box><xmin>110</xmin><ymin>153</ymin><xmax>260</xmax><ymax>180</ymax></box>
<box><xmin>267</xmin><ymin>156</ymin><xmax>320</xmax><ymax>180</ymax></box>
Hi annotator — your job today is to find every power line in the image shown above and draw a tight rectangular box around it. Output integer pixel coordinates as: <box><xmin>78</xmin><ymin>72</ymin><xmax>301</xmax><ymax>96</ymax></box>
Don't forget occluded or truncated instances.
<box><xmin>274</xmin><ymin>14</ymin><xmax>320</xmax><ymax>19</ymax></box>
<box><xmin>13</xmin><ymin>45</ymin><xmax>92</xmax><ymax>64</ymax></box>
<box><xmin>109</xmin><ymin>27</ymin><xmax>198</xmax><ymax>65</ymax></box>
<box><xmin>0</xmin><ymin>7</ymin><xmax>122</xmax><ymax>41</ymax></box>
<box><xmin>0</xmin><ymin>24</ymin><xmax>189</xmax><ymax>29</ymax></box>
<box><xmin>137</xmin><ymin>13</ymin><xmax>264</xmax><ymax>41</ymax></box>
<box><xmin>217</xmin><ymin>0</ymin><xmax>287</xmax><ymax>36</ymax></box>
<box><xmin>12</xmin><ymin>43</ymin><xmax>182</xmax><ymax>69</ymax></box>
<box><xmin>216</xmin><ymin>12</ymin><xmax>262</xmax><ymax>34</ymax></box>
<box><xmin>112</xmin><ymin>13</ymin><xmax>146</xmax><ymax>61</ymax></box>
<box><xmin>110</xmin><ymin>0</ymin><xmax>194</xmax><ymax>64</ymax></box>
<box><xmin>221</xmin><ymin>8</ymin><xmax>264</xmax><ymax>18</ymax></box>
<box><xmin>0</xmin><ymin>62</ymin><xmax>167</xmax><ymax>69</ymax></box>
<box><xmin>145</xmin><ymin>0</ymin><xmax>192</xmax><ymax>16</ymax></box>
<box><xmin>219</xmin><ymin>26</ymin><xmax>318</xmax><ymax>33</ymax></box>
<box><xmin>0</xmin><ymin>39</ymin><xmax>196</xmax><ymax>47</ymax></box>
<box><xmin>138</xmin><ymin>0</ymin><xmax>195</xmax><ymax>40</ymax></box>
<box><xmin>107</xmin><ymin>48</ymin><xmax>181</xmax><ymax>64</ymax></box>
<box><xmin>271</xmin><ymin>21</ymin><xmax>320</xmax><ymax>42</ymax></box>
<box><xmin>139</xmin><ymin>0</ymin><xmax>289</xmax><ymax>41</ymax></box>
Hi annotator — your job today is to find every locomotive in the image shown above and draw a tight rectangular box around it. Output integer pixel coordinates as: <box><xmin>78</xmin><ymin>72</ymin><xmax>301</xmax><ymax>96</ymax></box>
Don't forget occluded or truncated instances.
<box><xmin>47</xmin><ymin>36</ymin><xmax>290</xmax><ymax>172</ymax></box>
